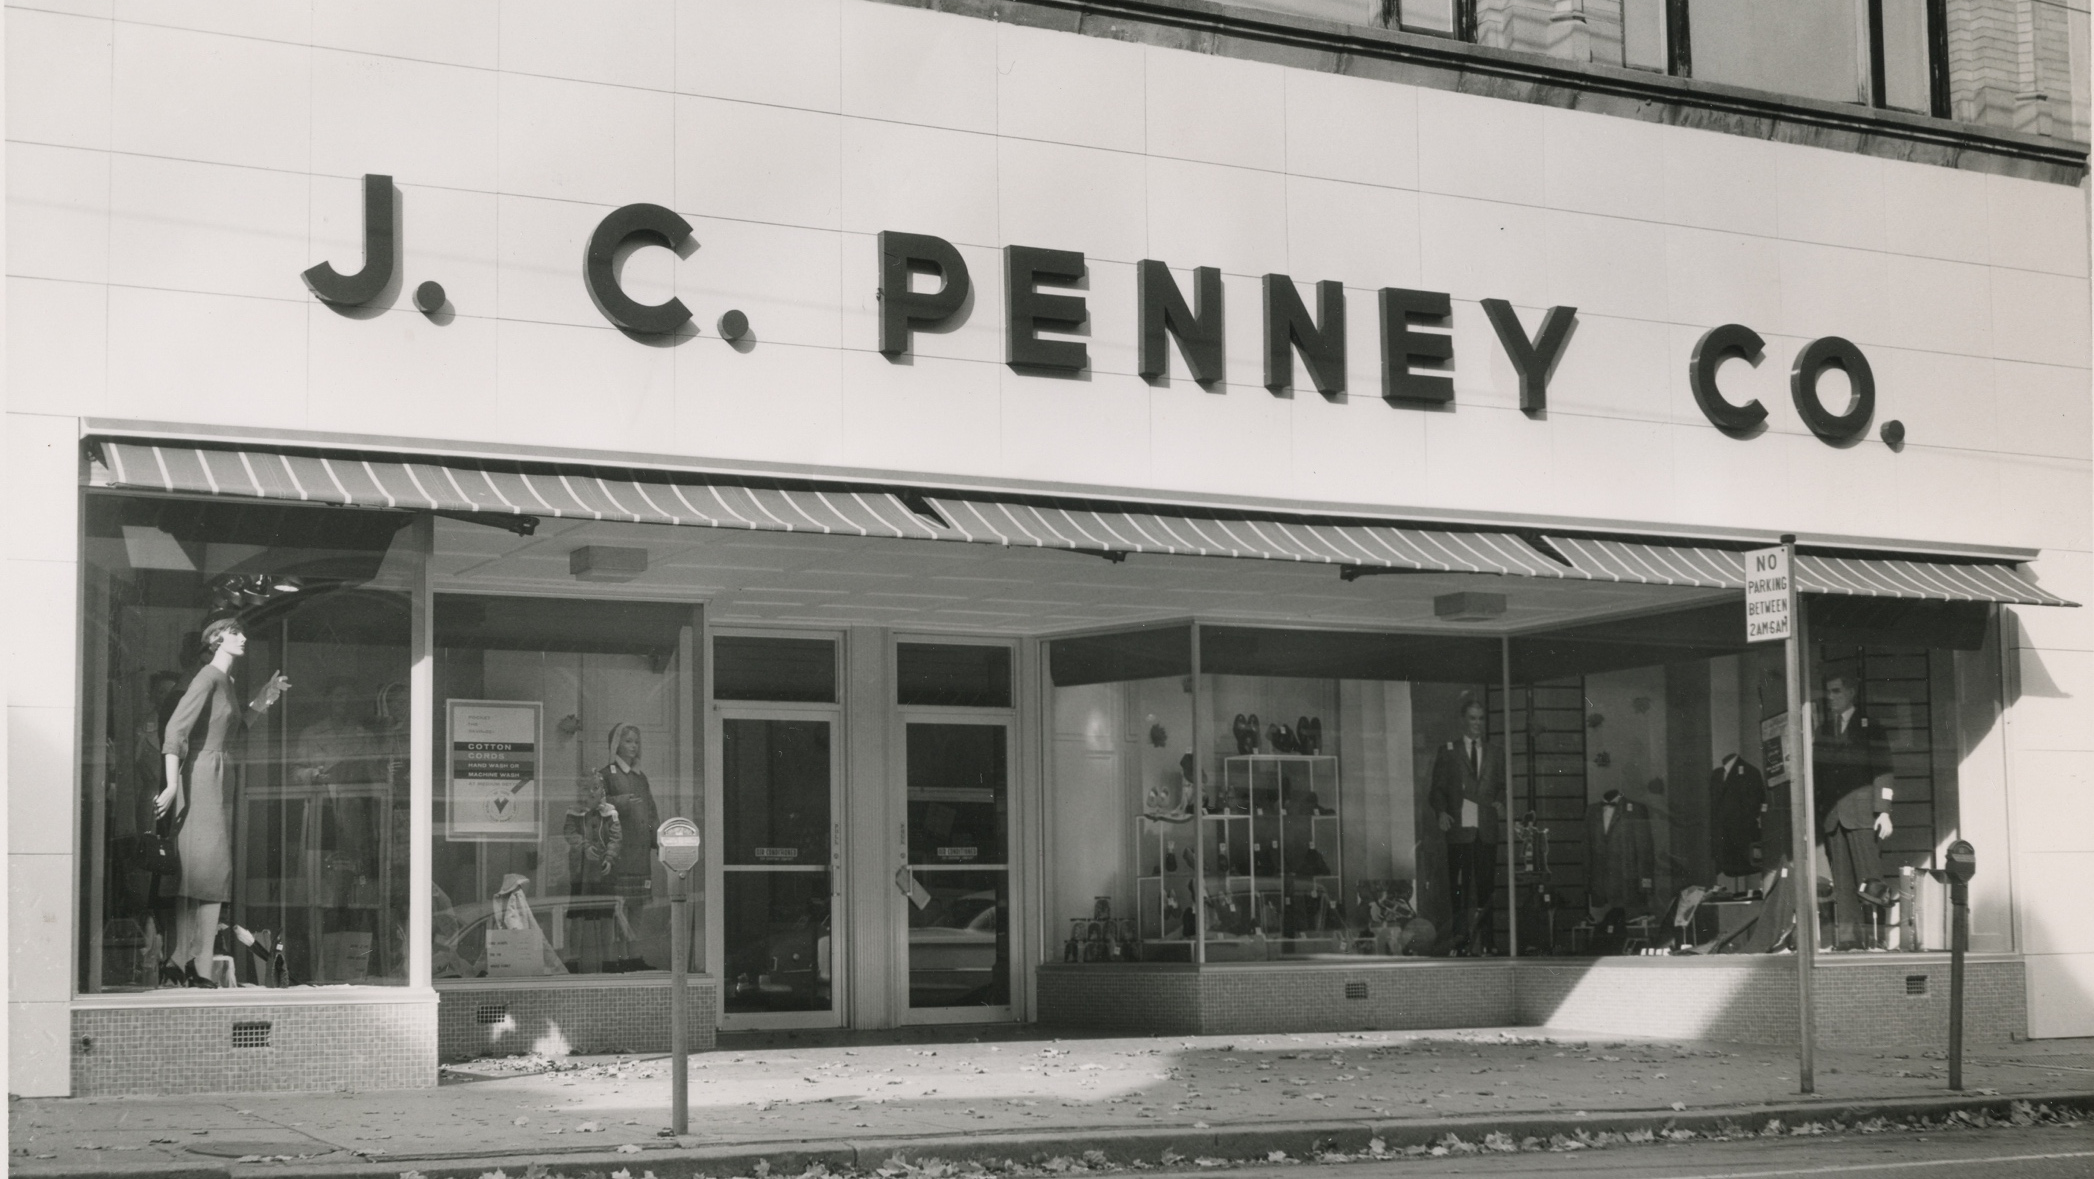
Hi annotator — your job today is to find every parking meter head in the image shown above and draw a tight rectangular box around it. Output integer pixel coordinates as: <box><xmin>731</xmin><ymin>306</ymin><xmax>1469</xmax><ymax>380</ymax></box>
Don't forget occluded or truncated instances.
<box><xmin>1944</xmin><ymin>840</ymin><xmax>1976</xmax><ymax>885</ymax></box>
<box><xmin>657</xmin><ymin>816</ymin><xmax>702</xmax><ymax>876</ymax></box>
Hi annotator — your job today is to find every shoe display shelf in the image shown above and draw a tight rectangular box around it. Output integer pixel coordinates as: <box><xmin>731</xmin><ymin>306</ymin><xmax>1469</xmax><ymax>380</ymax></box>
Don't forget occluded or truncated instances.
<box><xmin>1136</xmin><ymin>754</ymin><xmax>1343</xmax><ymax>962</ymax></box>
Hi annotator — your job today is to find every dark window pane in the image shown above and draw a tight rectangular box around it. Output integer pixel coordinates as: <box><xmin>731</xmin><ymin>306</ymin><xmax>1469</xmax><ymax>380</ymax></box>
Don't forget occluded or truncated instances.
<box><xmin>722</xmin><ymin>871</ymin><xmax>832</xmax><ymax>1013</ymax></box>
<box><xmin>898</xmin><ymin>643</ymin><xmax>1012</xmax><ymax>707</ymax></box>
<box><xmin>1880</xmin><ymin>0</ymin><xmax>1933</xmax><ymax>112</ymax></box>
<box><xmin>722</xmin><ymin>719</ymin><xmax>832</xmax><ymax>866</ymax></box>
<box><xmin>713</xmin><ymin>636</ymin><xmax>837</xmax><ymax>703</ymax></box>
<box><xmin>906</xmin><ymin>724</ymin><xmax>1008</xmax><ymax>866</ymax></box>
<box><xmin>1048</xmin><ymin>625</ymin><xmax>1191</xmax><ymax>688</ymax></box>
<box><xmin>1688</xmin><ymin>0</ymin><xmax>1864</xmax><ymax>105</ymax></box>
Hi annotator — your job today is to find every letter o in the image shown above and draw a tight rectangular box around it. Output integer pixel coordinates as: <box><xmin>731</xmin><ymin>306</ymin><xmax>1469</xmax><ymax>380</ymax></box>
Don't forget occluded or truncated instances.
<box><xmin>1790</xmin><ymin>336</ymin><xmax>1875</xmax><ymax>444</ymax></box>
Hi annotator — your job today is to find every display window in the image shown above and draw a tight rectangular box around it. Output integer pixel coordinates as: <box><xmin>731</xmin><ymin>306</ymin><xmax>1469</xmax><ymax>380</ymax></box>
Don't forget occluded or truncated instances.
<box><xmin>431</xmin><ymin>595</ymin><xmax>702</xmax><ymax>980</ymax></box>
<box><xmin>78</xmin><ymin>493</ymin><xmax>415</xmax><ymax>992</ymax></box>
<box><xmin>1044</xmin><ymin>600</ymin><xmax>2004</xmax><ymax>966</ymax></box>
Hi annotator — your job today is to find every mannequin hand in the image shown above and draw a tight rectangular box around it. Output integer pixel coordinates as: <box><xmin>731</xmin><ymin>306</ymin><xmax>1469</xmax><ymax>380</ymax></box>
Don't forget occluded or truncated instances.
<box><xmin>1438</xmin><ymin>813</ymin><xmax>1453</xmax><ymax>832</ymax></box>
<box><xmin>256</xmin><ymin>671</ymin><xmax>292</xmax><ymax>709</ymax></box>
<box><xmin>1874</xmin><ymin>812</ymin><xmax>1893</xmax><ymax>839</ymax></box>
<box><xmin>154</xmin><ymin>786</ymin><xmax>177</xmax><ymax>819</ymax></box>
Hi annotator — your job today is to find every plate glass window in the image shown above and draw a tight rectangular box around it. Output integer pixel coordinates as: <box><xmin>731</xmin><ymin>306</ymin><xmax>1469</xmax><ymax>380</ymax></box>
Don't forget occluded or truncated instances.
<box><xmin>431</xmin><ymin>595</ymin><xmax>701</xmax><ymax>980</ymax></box>
<box><xmin>77</xmin><ymin>494</ymin><xmax>412</xmax><ymax>991</ymax></box>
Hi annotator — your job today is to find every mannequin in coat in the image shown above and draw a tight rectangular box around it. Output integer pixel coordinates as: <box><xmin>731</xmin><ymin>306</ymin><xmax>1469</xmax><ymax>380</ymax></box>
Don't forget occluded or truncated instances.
<box><xmin>1708</xmin><ymin>754</ymin><xmax>1766</xmax><ymax>889</ymax></box>
<box><xmin>1585</xmin><ymin>788</ymin><xmax>1654</xmax><ymax>919</ymax></box>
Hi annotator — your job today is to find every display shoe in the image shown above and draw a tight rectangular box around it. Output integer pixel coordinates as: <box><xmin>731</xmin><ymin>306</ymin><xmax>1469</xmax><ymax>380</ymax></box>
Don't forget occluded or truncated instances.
<box><xmin>182</xmin><ymin>961</ymin><xmax>217</xmax><ymax>989</ymax></box>
<box><xmin>157</xmin><ymin>961</ymin><xmax>187</xmax><ymax>988</ymax></box>
<box><xmin>1245</xmin><ymin>714</ymin><xmax>1261</xmax><ymax>752</ymax></box>
<box><xmin>1299</xmin><ymin>717</ymin><xmax>1321</xmax><ymax>755</ymax></box>
<box><xmin>1268</xmin><ymin>723</ymin><xmax>1296</xmax><ymax>754</ymax></box>
<box><xmin>1231</xmin><ymin>714</ymin><xmax>1254</xmax><ymax>754</ymax></box>
<box><xmin>1164</xmin><ymin>841</ymin><xmax>1179</xmax><ymax>873</ymax></box>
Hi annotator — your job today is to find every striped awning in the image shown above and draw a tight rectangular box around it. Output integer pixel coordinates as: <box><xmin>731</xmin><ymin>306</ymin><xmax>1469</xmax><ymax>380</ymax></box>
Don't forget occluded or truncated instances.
<box><xmin>86</xmin><ymin>437</ymin><xmax>2074</xmax><ymax>605</ymax></box>
<box><xmin>1548</xmin><ymin>536</ymin><xmax>2075</xmax><ymax>607</ymax></box>
<box><xmin>86</xmin><ymin>438</ymin><xmax>1564</xmax><ymax>577</ymax></box>
<box><xmin>927</xmin><ymin>497</ymin><xmax>1571</xmax><ymax>578</ymax></box>
<box><xmin>90</xmin><ymin>439</ymin><xmax>948</xmax><ymax>540</ymax></box>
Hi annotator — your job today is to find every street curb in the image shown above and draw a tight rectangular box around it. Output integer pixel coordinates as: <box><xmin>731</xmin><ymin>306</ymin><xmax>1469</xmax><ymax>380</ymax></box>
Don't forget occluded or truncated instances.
<box><xmin>20</xmin><ymin>1091</ymin><xmax>2093</xmax><ymax>1179</ymax></box>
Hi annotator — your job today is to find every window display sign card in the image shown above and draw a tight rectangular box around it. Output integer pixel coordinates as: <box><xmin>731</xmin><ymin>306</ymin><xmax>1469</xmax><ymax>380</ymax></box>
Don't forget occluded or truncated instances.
<box><xmin>447</xmin><ymin>700</ymin><xmax>543</xmax><ymax>842</ymax></box>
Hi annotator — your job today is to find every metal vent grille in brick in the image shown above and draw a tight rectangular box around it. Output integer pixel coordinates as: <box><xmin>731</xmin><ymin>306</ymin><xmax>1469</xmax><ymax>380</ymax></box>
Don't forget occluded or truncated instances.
<box><xmin>1906</xmin><ymin>975</ymin><xmax>1928</xmax><ymax>996</ymax></box>
<box><xmin>476</xmin><ymin>1004</ymin><xmax>510</xmax><ymax>1025</ymax></box>
<box><xmin>1344</xmin><ymin>981</ymin><xmax>1369</xmax><ymax>1000</ymax></box>
<box><xmin>230</xmin><ymin>1021</ymin><xmax>272</xmax><ymax>1049</ymax></box>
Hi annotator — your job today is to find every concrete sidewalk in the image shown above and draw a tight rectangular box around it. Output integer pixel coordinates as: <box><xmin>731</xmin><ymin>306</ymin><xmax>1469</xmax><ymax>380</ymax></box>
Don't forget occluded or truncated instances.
<box><xmin>11</xmin><ymin>1027</ymin><xmax>2091</xmax><ymax>1178</ymax></box>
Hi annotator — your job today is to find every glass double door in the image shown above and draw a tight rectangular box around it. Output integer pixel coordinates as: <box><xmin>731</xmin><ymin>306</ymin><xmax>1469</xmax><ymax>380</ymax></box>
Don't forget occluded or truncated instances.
<box><xmin>713</xmin><ymin>709</ymin><xmax>1015</xmax><ymax>1029</ymax></box>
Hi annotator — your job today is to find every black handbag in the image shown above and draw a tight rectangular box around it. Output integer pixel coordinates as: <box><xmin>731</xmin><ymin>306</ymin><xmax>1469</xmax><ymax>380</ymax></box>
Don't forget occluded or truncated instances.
<box><xmin>132</xmin><ymin>816</ymin><xmax>182</xmax><ymax>879</ymax></box>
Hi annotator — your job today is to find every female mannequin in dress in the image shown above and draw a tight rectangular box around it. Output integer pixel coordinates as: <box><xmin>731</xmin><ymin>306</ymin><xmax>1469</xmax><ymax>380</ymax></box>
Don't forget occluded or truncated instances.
<box><xmin>155</xmin><ymin>619</ymin><xmax>291</xmax><ymax>986</ymax></box>
<box><xmin>597</xmin><ymin>724</ymin><xmax>660</xmax><ymax>969</ymax></box>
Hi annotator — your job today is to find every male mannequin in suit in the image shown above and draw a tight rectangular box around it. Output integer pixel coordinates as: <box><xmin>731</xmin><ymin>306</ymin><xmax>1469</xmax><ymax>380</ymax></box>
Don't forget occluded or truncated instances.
<box><xmin>1813</xmin><ymin>673</ymin><xmax>1895</xmax><ymax>950</ymax></box>
<box><xmin>1429</xmin><ymin>696</ymin><xmax>1502</xmax><ymax>954</ymax></box>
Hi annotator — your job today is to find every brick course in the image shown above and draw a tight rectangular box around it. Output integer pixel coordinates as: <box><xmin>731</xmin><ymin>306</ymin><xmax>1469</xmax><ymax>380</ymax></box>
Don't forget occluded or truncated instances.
<box><xmin>436</xmin><ymin>979</ymin><xmax>719</xmax><ymax>1061</ymax></box>
<box><xmin>72</xmin><ymin>997</ymin><xmax>436</xmax><ymax>1096</ymax></box>
<box><xmin>1043</xmin><ymin>957</ymin><xmax>2024</xmax><ymax>1047</ymax></box>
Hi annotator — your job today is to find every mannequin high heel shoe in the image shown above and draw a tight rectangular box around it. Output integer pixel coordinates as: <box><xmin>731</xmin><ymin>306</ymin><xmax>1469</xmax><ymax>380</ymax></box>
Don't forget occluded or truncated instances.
<box><xmin>182</xmin><ymin>961</ymin><xmax>217</xmax><ymax>989</ymax></box>
<box><xmin>157</xmin><ymin>961</ymin><xmax>186</xmax><ymax>988</ymax></box>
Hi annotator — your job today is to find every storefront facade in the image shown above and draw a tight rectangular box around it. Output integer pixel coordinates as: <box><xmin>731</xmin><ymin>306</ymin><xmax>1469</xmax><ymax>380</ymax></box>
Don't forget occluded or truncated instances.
<box><xmin>8</xmin><ymin>0</ymin><xmax>2090</xmax><ymax>1097</ymax></box>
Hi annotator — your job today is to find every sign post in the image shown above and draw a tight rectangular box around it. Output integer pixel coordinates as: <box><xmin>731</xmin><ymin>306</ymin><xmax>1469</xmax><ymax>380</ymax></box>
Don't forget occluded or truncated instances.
<box><xmin>656</xmin><ymin>818</ymin><xmax>703</xmax><ymax>1136</ymax></box>
<box><xmin>1747</xmin><ymin>538</ymin><xmax>1816</xmax><ymax>1094</ymax></box>
<box><xmin>1944</xmin><ymin>840</ymin><xmax>1976</xmax><ymax>1091</ymax></box>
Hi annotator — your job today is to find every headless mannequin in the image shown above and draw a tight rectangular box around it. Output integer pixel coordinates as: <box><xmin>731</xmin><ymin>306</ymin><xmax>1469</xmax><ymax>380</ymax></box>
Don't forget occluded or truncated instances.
<box><xmin>155</xmin><ymin>626</ymin><xmax>290</xmax><ymax>985</ymax></box>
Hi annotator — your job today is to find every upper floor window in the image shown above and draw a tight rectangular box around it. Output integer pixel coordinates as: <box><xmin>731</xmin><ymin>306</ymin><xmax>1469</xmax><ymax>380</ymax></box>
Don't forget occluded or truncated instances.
<box><xmin>1215</xmin><ymin>0</ymin><xmax>2084</xmax><ymax>141</ymax></box>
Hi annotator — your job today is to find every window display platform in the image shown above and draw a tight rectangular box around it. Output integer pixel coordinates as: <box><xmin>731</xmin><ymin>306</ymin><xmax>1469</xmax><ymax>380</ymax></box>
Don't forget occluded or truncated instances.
<box><xmin>1038</xmin><ymin>960</ymin><xmax>1517</xmax><ymax>1036</ymax></box>
<box><xmin>72</xmin><ymin>991</ymin><xmax>437</xmax><ymax>1097</ymax></box>
<box><xmin>1040</xmin><ymin>955</ymin><xmax>2025</xmax><ymax>1048</ymax></box>
<box><xmin>435</xmin><ymin>976</ymin><xmax>718</xmax><ymax>1062</ymax></box>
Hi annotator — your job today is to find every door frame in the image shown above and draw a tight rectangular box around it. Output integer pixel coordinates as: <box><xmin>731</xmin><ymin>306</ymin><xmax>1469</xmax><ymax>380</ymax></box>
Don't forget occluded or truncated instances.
<box><xmin>708</xmin><ymin>627</ymin><xmax>848</xmax><ymax>1031</ymax></box>
<box><xmin>888</xmin><ymin>633</ymin><xmax>1022</xmax><ymax>1026</ymax></box>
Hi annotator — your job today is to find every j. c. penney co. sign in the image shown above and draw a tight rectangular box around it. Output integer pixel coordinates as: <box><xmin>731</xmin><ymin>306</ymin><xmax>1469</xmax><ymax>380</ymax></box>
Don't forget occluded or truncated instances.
<box><xmin>305</xmin><ymin>175</ymin><xmax>1897</xmax><ymax>449</ymax></box>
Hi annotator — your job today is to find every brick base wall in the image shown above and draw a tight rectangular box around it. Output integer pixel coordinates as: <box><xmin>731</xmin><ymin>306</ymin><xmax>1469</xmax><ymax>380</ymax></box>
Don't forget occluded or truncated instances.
<box><xmin>72</xmin><ymin>996</ymin><xmax>437</xmax><ymax>1096</ymax></box>
<box><xmin>436</xmin><ymin>978</ymin><xmax>718</xmax><ymax>1061</ymax></box>
<box><xmin>1041</xmin><ymin>957</ymin><xmax>2024</xmax><ymax>1047</ymax></box>
<box><xmin>1040</xmin><ymin>961</ymin><xmax>1515</xmax><ymax>1036</ymax></box>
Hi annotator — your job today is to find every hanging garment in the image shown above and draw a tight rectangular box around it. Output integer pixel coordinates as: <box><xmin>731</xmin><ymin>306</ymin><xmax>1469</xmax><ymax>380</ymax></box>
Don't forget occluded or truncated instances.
<box><xmin>1708</xmin><ymin>755</ymin><xmax>1766</xmax><ymax>878</ymax></box>
<box><xmin>1584</xmin><ymin>791</ymin><xmax>1654</xmax><ymax>911</ymax></box>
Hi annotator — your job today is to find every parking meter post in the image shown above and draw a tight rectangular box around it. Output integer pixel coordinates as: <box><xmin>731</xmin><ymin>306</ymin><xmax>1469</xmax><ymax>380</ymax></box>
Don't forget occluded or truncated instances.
<box><xmin>656</xmin><ymin>817</ymin><xmax>703</xmax><ymax>1138</ymax></box>
<box><xmin>1943</xmin><ymin>840</ymin><xmax>1975</xmax><ymax>1093</ymax></box>
<box><xmin>1949</xmin><ymin>879</ymin><xmax>1966</xmax><ymax>1091</ymax></box>
<box><xmin>670</xmin><ymin>869</ymin><xmax>689</xmax><ymax>1134</ymax></box>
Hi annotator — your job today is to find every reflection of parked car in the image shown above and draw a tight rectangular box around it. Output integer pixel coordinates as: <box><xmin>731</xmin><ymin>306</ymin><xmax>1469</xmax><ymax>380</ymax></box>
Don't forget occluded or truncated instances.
<box><xmin>908</xmin><ymin>889</ymin><xmax>1003</xmax><ymax>1006</ymax></box>
<box><xmin>730</xmin><ymin>904</ymin><xmax>832</xmax><ymax>1010</ymax></box>
<box><xmin>433</xmin><ymin>895</ymin><xmax>630</xmax><ymax>978</ymax></box>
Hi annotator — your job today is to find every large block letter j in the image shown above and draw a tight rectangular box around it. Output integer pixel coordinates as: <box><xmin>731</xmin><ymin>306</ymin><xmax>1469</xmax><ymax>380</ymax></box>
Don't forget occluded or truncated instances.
<box><xmin>302</xmin><ymin>174</ymin><xmax>395</xmax><ymax>307</ymax></box>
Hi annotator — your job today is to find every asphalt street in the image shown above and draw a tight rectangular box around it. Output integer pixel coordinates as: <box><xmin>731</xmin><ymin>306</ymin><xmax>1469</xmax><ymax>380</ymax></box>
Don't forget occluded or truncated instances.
<box><xmin>1181</xmin><ymin>1123</ymin><xmax>2094</xmax><ymax>1179</ymax></box>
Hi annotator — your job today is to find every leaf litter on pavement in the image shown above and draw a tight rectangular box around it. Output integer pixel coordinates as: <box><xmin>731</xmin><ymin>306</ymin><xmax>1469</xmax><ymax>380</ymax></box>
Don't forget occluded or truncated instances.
<box><xmin>392</xmin><ymin>1101</ymin><xmax>2080</xmax><ymax>1179</ymax></box>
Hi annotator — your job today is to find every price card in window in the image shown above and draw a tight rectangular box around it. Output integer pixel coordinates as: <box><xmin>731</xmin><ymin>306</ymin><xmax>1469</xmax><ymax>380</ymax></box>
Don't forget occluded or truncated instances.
<box><xmin>447</xmin><ymin>699</ymin><xmax>542</xmax><ymax>841</ymax></box>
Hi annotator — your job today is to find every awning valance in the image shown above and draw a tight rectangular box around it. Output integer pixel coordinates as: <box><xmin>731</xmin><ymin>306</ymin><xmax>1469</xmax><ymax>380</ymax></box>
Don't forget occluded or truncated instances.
<box><xmin>926</xmin><ymin>497</ymin><xmax>1571</xmax><ymax>578</ymax></box>
<box><xmin>1548</xmin><ymin>536</ymin><xmax>2075</xmax><ymax>608</ymax></box>
<box><xmin>87</xmin><ymin>437</ymin><xmax>2073</xmax><ymax>606</ymax></box>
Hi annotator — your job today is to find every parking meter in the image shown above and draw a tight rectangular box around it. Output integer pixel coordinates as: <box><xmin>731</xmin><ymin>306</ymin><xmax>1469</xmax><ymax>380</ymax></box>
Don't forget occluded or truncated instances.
<box><xmin>657</xmin><ymin>818</ymin><xmax>702</xmax><ymax>1134</ymax></box>
<box><xmin>1942</xmin><ymin>840</ymin><xmax>1975</xmax><ymax>1091</ymax></box>
<box><xmin>1944</xmin><ymin>839</ymin><xmax>1975</xmax><ymax>905</ymax></box>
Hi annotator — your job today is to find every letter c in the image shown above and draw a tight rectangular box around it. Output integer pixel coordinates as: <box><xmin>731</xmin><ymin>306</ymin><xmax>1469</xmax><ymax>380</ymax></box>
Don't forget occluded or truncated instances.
<box><xmin>1689</xmin><ymin>323</ymin><xmax>1768</xmax><ymax>433</ymax></box>
<box><xmin>585</xmin><ymin>203</ymin><xmax>693</xmax><ymax>334</ymax></box>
